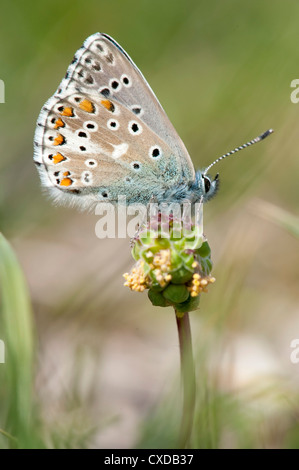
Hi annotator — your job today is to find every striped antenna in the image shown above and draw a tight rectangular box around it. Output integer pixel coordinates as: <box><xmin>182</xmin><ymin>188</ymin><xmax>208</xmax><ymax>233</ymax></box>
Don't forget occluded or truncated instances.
<box><xmin>203</xmin><ymin>129</ymin><xmax>274</xmax><ymax>175</ymax></box>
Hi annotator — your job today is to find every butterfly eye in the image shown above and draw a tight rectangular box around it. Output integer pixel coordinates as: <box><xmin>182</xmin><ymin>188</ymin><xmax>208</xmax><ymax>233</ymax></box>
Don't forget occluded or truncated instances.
<box><xmin>200</xmin><ymin>173</ymin><xmax>220</xmax><ymax>201</ymax></box>
<box><xmin>203</xmin><ymin>175</ymin><xmax>211</xmax><ymax>193</ymax></box>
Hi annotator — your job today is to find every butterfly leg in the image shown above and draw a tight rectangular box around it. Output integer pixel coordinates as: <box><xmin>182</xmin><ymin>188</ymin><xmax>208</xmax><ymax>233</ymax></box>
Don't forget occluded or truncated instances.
<box><xmin>130</xmin><ymin>195</ymin><xmax>158</xmax><ymax>247</ymax></box>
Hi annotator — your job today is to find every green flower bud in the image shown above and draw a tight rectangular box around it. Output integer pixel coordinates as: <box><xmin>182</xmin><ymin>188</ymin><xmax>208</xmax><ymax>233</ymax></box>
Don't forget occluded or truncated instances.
<box><xmin>175</xmin><ymin>294</ymin><xmax>201</xmax><ymax>315</ymax></box>
<box><xmin>148</xmin><ymin>290</ymin><xmax>170</xmax><ymax>307</ymax></box>
<box><xmin>198</xmin><ymin>240</ymin><xmax>211</xmax><ymax>258</ymax></box>
<box><xmin>162</xmin><ymin>284</ymin><xmax>190</xmax><ymax>304</ymax></box>
<box><xmin>123</xmin><ymin>208</ymin><xmax>215</xmax><ymax>313</ymax></box>
<box><xmin>170</xmin><ymin>267</ymin><xmax>194</xmax><ymax>285</ymax></box>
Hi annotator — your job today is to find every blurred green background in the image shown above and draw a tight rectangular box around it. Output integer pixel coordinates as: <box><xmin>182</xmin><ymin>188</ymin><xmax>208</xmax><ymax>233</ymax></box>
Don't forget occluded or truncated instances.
<box><xmin>0</xmin><ymin>0</ymin><xmax>299</xmax><ymax>448</ymax></box>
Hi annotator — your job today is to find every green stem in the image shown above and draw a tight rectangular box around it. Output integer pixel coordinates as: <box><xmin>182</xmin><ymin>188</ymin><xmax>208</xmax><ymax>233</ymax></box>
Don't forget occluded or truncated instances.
<box><xmin>175</xmin><ymin>310</ymin><xmax>196</xmax><ymax>449</ymax></box>
<box><xmin>0</xmin><ymin>428</ymin><xmax>18</xmax><ymax>444</ymax></box>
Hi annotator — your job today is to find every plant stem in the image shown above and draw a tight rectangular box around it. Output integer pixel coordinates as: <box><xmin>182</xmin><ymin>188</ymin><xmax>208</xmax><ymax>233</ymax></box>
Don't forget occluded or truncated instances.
<box><xmin>175</xmin><ymin>310</ymin><xmax>196</xmax><ymax>449</ymax></box>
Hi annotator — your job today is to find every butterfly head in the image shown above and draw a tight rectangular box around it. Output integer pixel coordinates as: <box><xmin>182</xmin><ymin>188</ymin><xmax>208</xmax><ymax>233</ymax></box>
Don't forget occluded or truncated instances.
<box><xmin>195</xmin><ymin>170</ymin><xmax>219</xmax><ymax>202</ymax></box>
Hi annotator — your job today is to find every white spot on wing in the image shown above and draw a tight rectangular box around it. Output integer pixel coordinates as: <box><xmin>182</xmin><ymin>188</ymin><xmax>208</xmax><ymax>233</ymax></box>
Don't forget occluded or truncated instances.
<box><xmin>112</xmin><ymin>143</ymin><xmax>128</xmax><ymax>159</ymax></box>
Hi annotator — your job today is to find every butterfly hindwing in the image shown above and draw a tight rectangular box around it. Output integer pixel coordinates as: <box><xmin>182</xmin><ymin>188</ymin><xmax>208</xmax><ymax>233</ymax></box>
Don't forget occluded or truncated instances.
<box><xmin>34</xmin><ymin>91</ymin><xmax>185</xmax><ymax>208</ymax></box>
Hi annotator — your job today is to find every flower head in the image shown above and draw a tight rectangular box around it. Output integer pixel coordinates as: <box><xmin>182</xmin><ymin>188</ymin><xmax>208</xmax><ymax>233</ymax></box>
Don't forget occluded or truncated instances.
<box><xmin>123</xmin><ymin>207</ymin><xmax>215</xmax><ymax>313</ymax></box>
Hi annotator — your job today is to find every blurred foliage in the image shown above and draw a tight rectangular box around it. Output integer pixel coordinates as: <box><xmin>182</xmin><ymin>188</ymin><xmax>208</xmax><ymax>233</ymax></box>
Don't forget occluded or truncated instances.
<box><xmin>0</xmin><ymin>233</ymin><xmax>42</xmax><ymax>448</ymax></box>
<box><xmin>0</xmin><ymin>0</ymin><xmax>299</xmax><ymax>449</ymax></box>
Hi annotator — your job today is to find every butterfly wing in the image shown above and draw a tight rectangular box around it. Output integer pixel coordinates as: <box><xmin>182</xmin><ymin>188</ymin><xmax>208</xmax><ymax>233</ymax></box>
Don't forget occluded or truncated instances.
<box><xmin>34</xmin><ymin>91</ymin><xmax>184</xmax><ymax>208</ymax></box>
<box><xmin>34</xmin><ymin>33</ymin><xmax>195</xmax><ymax>209</ymax></box>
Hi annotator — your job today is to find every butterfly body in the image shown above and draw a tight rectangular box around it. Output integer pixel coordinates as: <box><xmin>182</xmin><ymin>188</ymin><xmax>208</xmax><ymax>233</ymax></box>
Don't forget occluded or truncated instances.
<box><xmin>34</xmin><ymin>33</ymin><xmax>218</xmax><ymax>209</ymax></box>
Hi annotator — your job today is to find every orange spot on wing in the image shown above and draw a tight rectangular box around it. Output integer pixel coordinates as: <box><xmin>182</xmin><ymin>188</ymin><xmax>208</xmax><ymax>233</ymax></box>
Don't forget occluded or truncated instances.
<box><xmin>101</xmin><ymin>99</ymin><xmax>114</xmax><ymax>112</ymax></box>
<box><xmin>60</xmin><ymin>177</ymin><xmax>73</xmax><ymax>187</ymax></box>
<box><xmin>52</xmin><ymin>153</ymin><xmax>66</xmax><ymax>164</ymax></box>
<box><xmin>54</xmin><ymin>118</ymin><xmax>65</xmax><ymax>129</ymax></box>
<box><xmin>53</xmin><ymin>134</ymin><xmax>65</xmax><ymax>145</ymax></box>
<box><xmin>79</xmin><ymin>99</ymin><xmax>95</xmax><ymax>113</ymax></box>
<box><xmin>63</xmin><ymin>171</ymin><xmax>70</xmax><ymax>176</ymax></box>
<box><xmin>61</xmin><ymin>107</ymin><xmax>74</xmax><ymax>117</ymax></box>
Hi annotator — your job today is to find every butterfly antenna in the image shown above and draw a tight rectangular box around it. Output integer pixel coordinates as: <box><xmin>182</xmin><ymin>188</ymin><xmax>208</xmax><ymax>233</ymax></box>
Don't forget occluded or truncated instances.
<box><xmin>203</xmin><ymin>129</ymin><xmax>274</xmax><ymax>175</ymax></box>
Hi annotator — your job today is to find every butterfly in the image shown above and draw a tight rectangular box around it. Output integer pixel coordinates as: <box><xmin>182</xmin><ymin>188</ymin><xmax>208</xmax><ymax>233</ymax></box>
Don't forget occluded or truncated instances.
<box><xmin>33</xmin><ymin>33</ymin><xmax>272</xmax><ymax>210</ymax></box>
